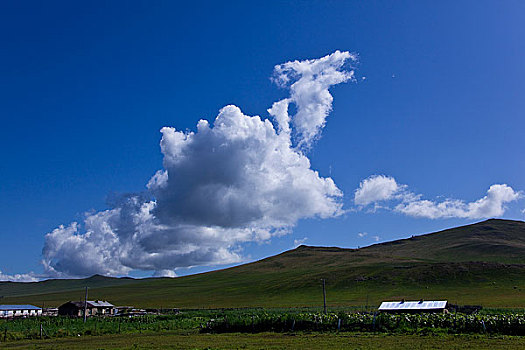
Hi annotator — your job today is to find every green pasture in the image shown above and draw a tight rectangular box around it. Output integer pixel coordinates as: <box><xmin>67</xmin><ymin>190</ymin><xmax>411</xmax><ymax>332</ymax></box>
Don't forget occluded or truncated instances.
<box><xmin>2</xmin><ymin>331</ymin><xmax>525</xmax><ymax>349</ymax></box>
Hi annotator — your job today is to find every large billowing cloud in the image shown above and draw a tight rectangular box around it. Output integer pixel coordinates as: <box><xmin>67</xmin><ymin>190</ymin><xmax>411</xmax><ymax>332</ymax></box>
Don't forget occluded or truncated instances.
<box><xmin>355</xmin><ymin>175</ymin><xmax>521</xmax><ymax>219</ymax></box>
<box><xmin>40</xmin><ymin>51</ymin><xmax>355</xmax><ymax>278</ymax></box>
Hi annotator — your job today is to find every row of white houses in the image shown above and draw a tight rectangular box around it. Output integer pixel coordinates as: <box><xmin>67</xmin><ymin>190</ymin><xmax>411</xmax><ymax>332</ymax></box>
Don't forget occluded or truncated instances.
<box><xmin>0</xmin><ymin>305</ymin><xmax>42</xmax><ymax>318</ymax></box>
<box><xmin>0</xmin><ymin>301</ymin><xmax>118</xmax><ymax>318</ymax></box>
<box><xmin>0</xmin><ymin>301</ymin><xmax>116</xmax><ymax>318</ymax></box>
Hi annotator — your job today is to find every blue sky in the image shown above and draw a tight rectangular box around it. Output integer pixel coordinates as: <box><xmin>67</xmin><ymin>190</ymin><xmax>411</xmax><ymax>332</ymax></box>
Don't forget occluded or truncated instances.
<box><xmin>1</xmin><ymin>1</ymin><xmax>524</xmax><ymax>279</ymax></box>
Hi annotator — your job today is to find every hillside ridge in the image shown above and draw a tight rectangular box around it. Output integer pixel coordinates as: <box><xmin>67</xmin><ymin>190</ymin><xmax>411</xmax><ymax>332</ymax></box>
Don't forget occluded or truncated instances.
<box><xmin>1</xmin><ymin>219</ymin><xmax>525</xmax><ymax>308</ymax></box>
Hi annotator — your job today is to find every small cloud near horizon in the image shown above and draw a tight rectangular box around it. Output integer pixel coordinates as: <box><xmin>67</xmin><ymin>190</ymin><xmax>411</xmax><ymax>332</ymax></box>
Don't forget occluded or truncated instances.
<box><xmin>0</xmin><ymin>270</ymin><xmax>40</xmax><ymax>282</ymax></box>
<box><xmin>293</xmin><ymin>237</ymin><xmax>308</xmax><ymax>248</ymax></box>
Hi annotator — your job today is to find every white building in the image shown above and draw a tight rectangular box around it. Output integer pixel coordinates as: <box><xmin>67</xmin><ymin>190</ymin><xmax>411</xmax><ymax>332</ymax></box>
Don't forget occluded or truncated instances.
<box><xmin>378</xmin><ymin>300</ymin><xmax>447</xmax><ymax>313</ymax></box>
<box><xmin>0</xmin><ymin>305</ymin><xmax>42</xmax><ymax>318</ymax></box>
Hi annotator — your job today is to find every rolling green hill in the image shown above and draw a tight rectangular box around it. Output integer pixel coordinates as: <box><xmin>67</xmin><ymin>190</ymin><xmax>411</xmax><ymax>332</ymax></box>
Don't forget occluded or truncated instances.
<box><xmin>2</xmin><ymin>219</ymin><xmax>525</xmax><ymax>309</ymax></box>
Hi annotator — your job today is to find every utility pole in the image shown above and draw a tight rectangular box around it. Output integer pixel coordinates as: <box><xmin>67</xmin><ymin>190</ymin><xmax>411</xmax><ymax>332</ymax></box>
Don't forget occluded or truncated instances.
<box><xmin>83</xmin><ymin>287</ymin><xmax>88</xmax><ymax>323</ymax></box>
<box><xmin>321</xmin><ymin>279</ymin><xmax>327</xmax><ymax>314</ymax></box>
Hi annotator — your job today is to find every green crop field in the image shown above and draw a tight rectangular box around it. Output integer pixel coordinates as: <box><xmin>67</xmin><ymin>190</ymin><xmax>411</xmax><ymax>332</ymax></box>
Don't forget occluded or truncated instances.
<box><xmin>3</xmin><ymin>309</ymin><xmax>525</xmax><ymax>340</ymax></box>
<box><xmin>2</xmin><ymin>310</ymin><xmax>525</xmax><ymax>349</ymax></box>
<box><xmin>3</xmin><ymin>309</ymin><xmax>525</xmax><ymax>349</ymax></box>
<box><xmin>1</xmin><ymin>219</ymin><xmax>525</xmax><ymax>309</ymax></box>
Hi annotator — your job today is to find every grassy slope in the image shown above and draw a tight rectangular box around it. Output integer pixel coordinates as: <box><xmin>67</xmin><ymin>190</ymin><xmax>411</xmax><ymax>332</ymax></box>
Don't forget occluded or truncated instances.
<box><xmin>0</xmin><ymin>275</ymin><xmax>137</xmax><ymax>298</ymax></box>
<box><xmin>2</xmin><ymin>219</ymin><xmax>525</xmax><ymax>308</ymax></box>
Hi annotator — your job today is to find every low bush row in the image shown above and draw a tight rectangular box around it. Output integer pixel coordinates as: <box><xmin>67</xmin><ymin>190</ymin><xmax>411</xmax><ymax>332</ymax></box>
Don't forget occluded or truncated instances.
<box><xmin>2</xmin><ymin>309</ymin><xmax>525</xmax><ymax>341</ymax></box>
<box><xmin>202</xmin><ymin>312</ymin><xmax>525</xmax><ymax>335</ymax></box>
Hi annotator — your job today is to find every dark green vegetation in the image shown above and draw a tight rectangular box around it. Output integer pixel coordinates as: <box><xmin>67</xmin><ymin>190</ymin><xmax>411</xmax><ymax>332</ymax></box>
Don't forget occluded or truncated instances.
<box><xmin>2</xmin><ymin>219</ymin><xmax>525</xmax><ymax>308</ymax></box>
<box><xmin>3</xmin><ymin>309</ymin><xmax>523</xmax><ymax>341</ymax></box>
<box><xmin>203</xmin><ymin>311</ymin><xmax>525</xmax><ymax>335</ymax></box>
<box><xmin>0</xmin><ymin>314</ymin><xmax>198</xmax><ymax>341</ymax></box>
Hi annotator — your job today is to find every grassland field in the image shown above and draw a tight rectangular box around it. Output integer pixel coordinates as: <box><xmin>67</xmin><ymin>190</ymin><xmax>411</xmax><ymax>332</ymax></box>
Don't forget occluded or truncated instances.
<box><xmin>2</xmin><ymin>330</ymin><xmax>525</xmax><ymax>350</ymax></box>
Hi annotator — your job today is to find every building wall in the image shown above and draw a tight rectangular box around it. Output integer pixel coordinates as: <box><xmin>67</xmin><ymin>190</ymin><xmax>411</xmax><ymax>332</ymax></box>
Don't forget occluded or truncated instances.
<box><xmin>57</xmin><ymin>304</ymin><xmax>114</xmax><ymax>317</ymax></box>
<box><xmin>0</xmin><ymin>309</ymin><xmax>42</xmax><ymax>318</ymax></box>
<box><xmin>58</xmin><ymin>303</ymin><xmax>82</xmax><ymax>316</ymax></box>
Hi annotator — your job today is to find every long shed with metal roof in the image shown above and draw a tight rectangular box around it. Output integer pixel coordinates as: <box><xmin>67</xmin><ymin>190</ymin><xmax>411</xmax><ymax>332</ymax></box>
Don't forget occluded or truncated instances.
<box><xmin>378</xmin><ymin>300</ymin><xmax>447</xmax><ymax>313</ymax></box>
<box><xmin>0</xmin><ymin>305</ymin><xmax>42</xmax><ymax>318</ymax></box>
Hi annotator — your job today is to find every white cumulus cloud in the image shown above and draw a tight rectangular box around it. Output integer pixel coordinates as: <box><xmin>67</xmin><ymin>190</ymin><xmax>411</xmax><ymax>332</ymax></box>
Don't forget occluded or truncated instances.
<box><xmin>355</xmin><ymin>175</ymin><xmax>521</xmax><ymax>220</ymax></box>
<box><xmin>40</xmin><ymin>51</ymin><xmax>354</xmax><ymax>278</ymax></box>
<box><xmin>396</xmin><ymin>184</ymin><xmax>521</xmax><ymax>219</ymax></box>
<box><xmin>271</xmin><ymin>50</ymin><xmax>356</xmax><ymax>149</ymax></box>
<box><xmin>354</xmin><ymin>175</ymin><xmax>402</xmax><ymax>206</ymax></box>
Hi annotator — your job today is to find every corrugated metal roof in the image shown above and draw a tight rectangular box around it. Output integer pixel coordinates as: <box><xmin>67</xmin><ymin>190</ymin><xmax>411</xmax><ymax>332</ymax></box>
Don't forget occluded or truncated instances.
<box><xmin>87</xmin><ymin>300</ymin><xmax>114</xmax><ymax>307</ymax></box>
<box><xmin>67</xmin><ymin>301</ymin><xmax>85</xmax><ymax>308</ymax></box>
<box><xmin>379</xmin><ymin>300</ymin><xmax>447</xmax><ymax>311</ymax></box>
<box><xmin>60</xmin><ymin>300</ymin><xmax>114</xmax><ymax>308</ymax></box>
<box><xmin>0</xmin><ymin>305</ymin><xmax>41</xmax><ymax>310</ymax></box>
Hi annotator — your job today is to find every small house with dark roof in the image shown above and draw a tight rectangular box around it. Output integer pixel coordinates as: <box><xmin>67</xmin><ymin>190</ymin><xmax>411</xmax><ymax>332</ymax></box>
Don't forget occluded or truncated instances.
<box><xmin>58</xmin><ymin>300</ymin><xmax>114</xmax><ymax>317</ymax></box>
<box><xmin>0</xmin><ymin>305</ymin><xmax>42</xmax><ymax>318</ymax></box>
